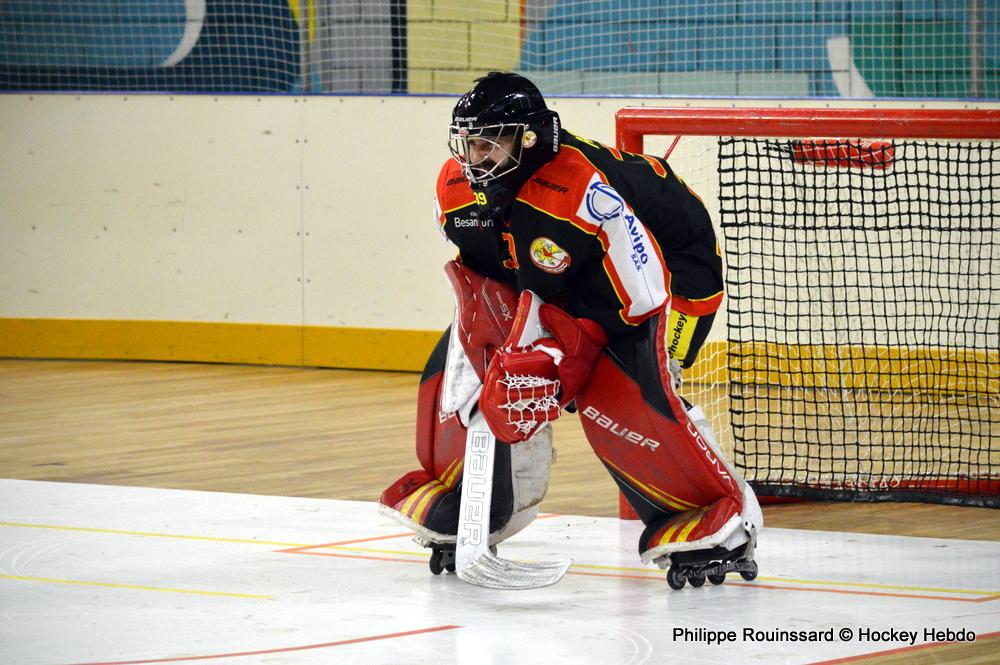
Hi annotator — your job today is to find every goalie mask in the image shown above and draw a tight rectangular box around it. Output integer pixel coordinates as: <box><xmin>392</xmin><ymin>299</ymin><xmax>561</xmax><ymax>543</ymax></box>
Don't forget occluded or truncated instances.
<box><xmin>449</xmin><ymin>72</ymin><xmax>560</xmax><ymax>212</ymax></box>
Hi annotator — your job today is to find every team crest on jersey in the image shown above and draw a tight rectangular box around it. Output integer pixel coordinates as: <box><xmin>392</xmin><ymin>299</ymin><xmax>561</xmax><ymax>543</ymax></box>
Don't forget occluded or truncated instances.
<box><xmin>529</xmin><ymin>237</ymin><xmax>571</xmax><ymax>274</ymax></box>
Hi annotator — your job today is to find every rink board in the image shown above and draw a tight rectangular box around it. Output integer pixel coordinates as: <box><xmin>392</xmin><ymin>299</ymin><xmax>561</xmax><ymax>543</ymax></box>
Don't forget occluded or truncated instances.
<box><xmin>0</xmin><ymin>479</ymin><xmax>998</xmax><ymax>665</ymax></box>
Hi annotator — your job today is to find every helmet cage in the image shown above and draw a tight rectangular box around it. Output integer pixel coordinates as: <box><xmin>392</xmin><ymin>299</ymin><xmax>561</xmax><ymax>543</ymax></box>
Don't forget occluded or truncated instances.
<box><xmin>448</xmin><ymin>122</ymin><xmax>526</xmax><ymax>185</ymax></box>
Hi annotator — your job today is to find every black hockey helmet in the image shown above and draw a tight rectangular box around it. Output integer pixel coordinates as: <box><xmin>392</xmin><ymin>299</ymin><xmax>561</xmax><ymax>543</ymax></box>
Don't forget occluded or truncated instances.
<box><xmin>448</xmin><ymin>72</ymin><xmax>560</xmax><ymax>188</ymax></box>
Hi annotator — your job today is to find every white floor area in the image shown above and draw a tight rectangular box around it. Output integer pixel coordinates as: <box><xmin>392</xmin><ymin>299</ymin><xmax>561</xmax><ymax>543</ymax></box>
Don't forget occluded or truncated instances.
<box><xmin>1</xmin><ymin>479</ymin><xmax>997</xmax><ymax>665</ymax></box>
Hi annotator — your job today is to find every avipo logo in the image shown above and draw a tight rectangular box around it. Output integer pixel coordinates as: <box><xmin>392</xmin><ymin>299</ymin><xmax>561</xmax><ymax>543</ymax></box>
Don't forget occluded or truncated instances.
<box><xmin>584</xmin><ymin>182</ymin><xmax>624</xmax><ymax>221</ymax></box>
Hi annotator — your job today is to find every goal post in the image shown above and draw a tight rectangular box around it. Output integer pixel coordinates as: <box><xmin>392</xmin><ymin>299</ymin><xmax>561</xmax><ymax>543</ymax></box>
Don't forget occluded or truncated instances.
<box><xmin>616</xmin><ymin>107</ymin><xmax>1000</xmax><ymax>510</ymax></box>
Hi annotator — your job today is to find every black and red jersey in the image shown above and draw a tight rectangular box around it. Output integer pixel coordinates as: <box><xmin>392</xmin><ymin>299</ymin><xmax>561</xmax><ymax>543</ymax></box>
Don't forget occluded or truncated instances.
<box><xmin>435</xmin><ymin>130</ymin><xmax>722</xmax><ymax>338</ymax></box>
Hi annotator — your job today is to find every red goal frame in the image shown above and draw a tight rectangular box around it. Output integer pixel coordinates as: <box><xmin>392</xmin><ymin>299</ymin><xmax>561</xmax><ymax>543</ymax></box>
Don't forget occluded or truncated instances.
<box><xmin>613</xmin><ymin>107</ymin><xmax>1000</xmax><ymax>518</ymax></box>
<box><xmin>616</xmin><ymin>107</ymin><xmax>1000</xmax><ymax>153</ymax></box>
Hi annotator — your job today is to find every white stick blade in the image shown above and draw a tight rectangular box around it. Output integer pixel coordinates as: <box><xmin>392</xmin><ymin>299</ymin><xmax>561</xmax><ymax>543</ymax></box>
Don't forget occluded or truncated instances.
<box><xmin>457</xmin><ymin>551</ymin><xmax>572</xmax><ymax>590</ymax></box>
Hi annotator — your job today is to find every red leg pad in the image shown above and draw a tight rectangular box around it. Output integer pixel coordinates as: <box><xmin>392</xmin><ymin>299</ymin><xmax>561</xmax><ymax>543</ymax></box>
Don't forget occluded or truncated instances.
<box><xmin>638</xmin><ymin>496</ymin><xmax>741</xmax><ymax>554</ymax></box>
<box><xmin>414</xmin><ymin>368</ymin><xmax>466</xmax><ymax>479</ymax></box>
<box><xmin>576</xmin><ymin>353</ymin><xmax>742</xmax><ymax>517</ymax></box>
<box><xmin>444</xmin><ymin>260</ymin><xmax>518</xmax><ymax>381</ymax></box>
<box><xmin>379</xmin><ymin>334</ymin><xmax>467</xmax><ymax>536</ymax></box>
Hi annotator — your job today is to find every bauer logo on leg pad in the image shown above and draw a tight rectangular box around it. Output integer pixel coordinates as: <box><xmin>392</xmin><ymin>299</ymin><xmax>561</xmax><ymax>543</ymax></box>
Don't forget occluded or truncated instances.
<box><xmin>582</xmin><ymin>405</ymin><xmax>660</xmax><ymax>450</ymax></box>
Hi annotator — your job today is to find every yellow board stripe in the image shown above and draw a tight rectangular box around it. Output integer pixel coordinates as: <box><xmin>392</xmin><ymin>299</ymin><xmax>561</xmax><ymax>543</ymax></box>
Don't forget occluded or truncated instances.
<box><xmin>0</xmin><ymin>574</ymin><xmax>272</xmax><ymax>599</ymax></box>
<box><xmin>0</xmin><ymin>319</ymin><xmax>440</xmax><ymax>373</ymax></box>
<box><xmin>2</xmin><ymin>319</ymin><xmax>993</xmax><ymax>394</ymax></box>
<box><xmin>727</xmin><ymin>340</ymin><xmax>999</xmax><ymax>394</ymax></box>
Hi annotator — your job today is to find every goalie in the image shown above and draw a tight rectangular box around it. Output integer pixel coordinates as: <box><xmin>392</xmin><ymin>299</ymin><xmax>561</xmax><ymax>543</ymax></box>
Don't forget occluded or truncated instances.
<box><xmin>379</xmin><ymin>72</ymin><xmax>761</xmax><ymax>588</ymax></box>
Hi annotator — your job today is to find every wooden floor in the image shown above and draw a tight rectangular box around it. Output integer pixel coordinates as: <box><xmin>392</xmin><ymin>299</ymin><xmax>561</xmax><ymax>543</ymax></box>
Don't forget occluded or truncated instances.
<box><xmin>2</xmin><ymin>358</ymin><xmax>997</xmax><ymax>541</ymax></box>
<box><xmin>2</xmin><ymin>359</ymin><xmax>998</xmax><ymax>665</ymax></box>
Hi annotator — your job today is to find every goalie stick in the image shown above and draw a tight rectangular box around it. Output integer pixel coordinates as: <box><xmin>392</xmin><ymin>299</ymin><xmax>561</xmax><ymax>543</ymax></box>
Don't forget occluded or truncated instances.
<box><xmin>455</xmin><ymin>291</ymin><xmax>573</xmax><ymax>590</ymax></box>
<box><xmin>455</xmin><ymin>411</ymin><xmax>572</xmax><ymax>589</ymax></box>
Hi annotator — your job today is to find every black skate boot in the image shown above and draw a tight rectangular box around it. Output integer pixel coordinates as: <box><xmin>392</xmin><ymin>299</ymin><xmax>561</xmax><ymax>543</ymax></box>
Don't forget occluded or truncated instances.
<box><xmin>657</xmin><ymin>539</ymin><xmax>758</xmax><ymax>590</ymax></box>
<box><xmin>425</xmin><ymin>542</ymin><xmax>497</xmax><ymax>575</ymax></box>
<box><xmin>428</xmin><ymin>543</ymin><xmax>457</xmax><ymax>575</ymax></box>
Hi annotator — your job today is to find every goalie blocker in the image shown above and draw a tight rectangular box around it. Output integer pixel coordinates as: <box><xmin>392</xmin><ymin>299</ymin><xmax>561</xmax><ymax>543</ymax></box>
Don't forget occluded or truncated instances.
<box><xmin>380</xmin><ymin>261</ymin><xmax>761</xmax><ymax>568</ymax></box>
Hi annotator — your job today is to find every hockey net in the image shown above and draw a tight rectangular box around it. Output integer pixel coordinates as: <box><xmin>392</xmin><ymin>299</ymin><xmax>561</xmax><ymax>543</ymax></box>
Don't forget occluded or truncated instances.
<box><xmin>617</xmin><ymin>107</ymin><xmax>1000</xmax><ymax>508</ymax></box>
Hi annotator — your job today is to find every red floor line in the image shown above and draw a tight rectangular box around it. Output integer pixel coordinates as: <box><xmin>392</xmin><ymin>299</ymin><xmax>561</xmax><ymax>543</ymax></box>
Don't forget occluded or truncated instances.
<box><xmin>277</xmin><ymin>531</ymin><xmax>413</xmax><ymax>552</ymax></box>
<box><xmin>719</xmin><ymin>581</ymin><xmax>984</xmax><ymax>603</ymax></box>
<box><xmin>807</xmin><ymin>629</ymin><xmax>1000</xmax><ymax>664</ymax></box>
<box><xmin>279</xmin><ymin>516</ymin><xmax>569</xmax><ymax>555</ymax></box>
<box><xmin>568</xmin><ymin>570</ymin><xmax>986</xmax><ymax>603</ymax></box>
<box><xmin>291</xmin><ymin>549</ymin><xmax>992</xmax><ymax>603</ymax></box>
<box><xmin>293</xmin><ymin>518</ymin><xmax>566</xmax><ymax>552</ymax></box>
<box><xmin>70</xmin><ymin>625</ymin><xmax>462</xmax><ymax>665</ymax></box>
<box><xmin>288</xmin><ymin>550</ymin><xmax>426</xmax><ymax>564</ymax></box>
<box><xmin>972</xmin><ymin>593</ymin><xmax>1000</xmax><ymax>603</ymax></box>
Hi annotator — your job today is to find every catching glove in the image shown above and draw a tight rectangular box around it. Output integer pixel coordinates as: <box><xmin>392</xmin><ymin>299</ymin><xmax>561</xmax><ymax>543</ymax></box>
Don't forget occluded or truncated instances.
<box><xmin>480</xmin><ymin>298</ymin><xmax>607</xmax><ymax>443</ymax></box>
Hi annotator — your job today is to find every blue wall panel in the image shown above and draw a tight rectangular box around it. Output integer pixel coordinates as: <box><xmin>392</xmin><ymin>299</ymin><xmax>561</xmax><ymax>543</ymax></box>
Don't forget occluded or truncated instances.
<box><xmin>777</xmin><ymin>22</ymin><xmax>848</xmax><ymax>72</ymax></box>
<box><xmin>544</xmin><ymin>20</ymin><xmax>683</xmax><ymax>71</ymax></box>
<box><xmin>698</xmin><ymin>22</ymin><xmax>776</xmax><ymax>71</ymax></box>
<box><xmin>741</xmin><ymin>1</ymin><xmax>815</xmax><ymax>22</ymax></box>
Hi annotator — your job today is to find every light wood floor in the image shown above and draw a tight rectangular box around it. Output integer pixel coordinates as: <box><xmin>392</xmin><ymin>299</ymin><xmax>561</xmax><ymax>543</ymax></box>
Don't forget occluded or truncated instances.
<box><xmin>2</xmin><ymin>359</ymin><xmax>998</xmax><ymax>665</ymax></box>
<box><xmin>1</xmin><ymin>359</ymin><xmax>998</xmax><ymax>541</ymax></box>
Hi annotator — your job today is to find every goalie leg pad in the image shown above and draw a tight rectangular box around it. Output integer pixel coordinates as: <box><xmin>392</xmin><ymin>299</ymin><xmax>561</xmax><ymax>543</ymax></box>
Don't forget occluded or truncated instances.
<box><xmin>440</xmin><ymin>261</ymin><xmax>519</xmax><ymax>420</ymax></box>
<box><xmin>379</xmin><ymin>329</ymin><xmax>554</xmax><ymax>546</ymax></box>
<box><xmin>379</xmin><ymin>331</ymin><xmax>466</xmax><ymax>540</ymax></box>
<box><xmin>574</xmin><ymin>313</ymin><xmax>759</xmax><ymax>556</ymax></box>
<box><xmin>638</xmin><ymin>497</ymin><xmax>742</xmax><ymax>564</ymax></box>
<box><xmin>379</xmin><ymin>426</ymin><xmax>554</xmax><ymax>546</ymax></box>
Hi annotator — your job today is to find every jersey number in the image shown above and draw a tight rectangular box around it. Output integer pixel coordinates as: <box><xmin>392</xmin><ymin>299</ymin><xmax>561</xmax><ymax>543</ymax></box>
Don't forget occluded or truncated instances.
<box><xmin>501</xmin><ymin>232</ymin><xmax>519</xmax><ymax>270</ymax></box>
<box><xmin>474</xmin><ymin>191</ymin><xmax>488</xmax><ymax>206</ymax></box>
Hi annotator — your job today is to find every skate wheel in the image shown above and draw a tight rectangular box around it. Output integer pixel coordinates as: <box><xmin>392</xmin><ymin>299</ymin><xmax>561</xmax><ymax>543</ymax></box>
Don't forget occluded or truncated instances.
<box><xmin>429</xmin><ymin>548</ymin><xmax>445</xmax><ymax>575</ymax></box>
<box><xmin>708</xmin><ymin>572</ymin><xmax>727</xmax><ymax>585</ymax></box>
<box><xmin>688</xmin><ymin>574</ymin><xmax>706</xmax><ymax>588</ymax></box>
<box><xmin>445</xmin><ymin>560</ymin><xmax>456</xmax><ymax>573</ymax></box>
<box><xmin>666</xmin><ymin>567</ymin><xmax>686</xmax><ymax>590</ymax></box>
<box><xmin>739</xmin><ymin>561</ymin><xmax>759</xmax><ymax>581</ymax></box>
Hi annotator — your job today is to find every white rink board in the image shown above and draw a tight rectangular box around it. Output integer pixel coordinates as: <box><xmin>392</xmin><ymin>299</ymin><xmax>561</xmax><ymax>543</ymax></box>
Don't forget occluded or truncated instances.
<box><xmin>1</xmin><ymin>479</ymin><xmax>997</xmax><ymax>665</ymax></box>
<box><xmin>5</xmin><ymin>94</ymin><xmax>995</xmax><ymax>333</ymax></box>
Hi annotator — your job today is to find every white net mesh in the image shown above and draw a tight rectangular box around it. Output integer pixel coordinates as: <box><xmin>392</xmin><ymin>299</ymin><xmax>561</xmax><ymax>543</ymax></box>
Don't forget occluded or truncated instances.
<box><xmin>1</xmin><ymin>1</ymin><xmax>996</xmax><ymax>98</ymax></box>
<box><xmin>500</xmin><ymin>372</ymin><xmax>560</xmax><ymax>436</ymax></box>
<box><xmin>629</xmin><ymin>113</ymin><xmax>999</xmax><ymax>506</ymax></box>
